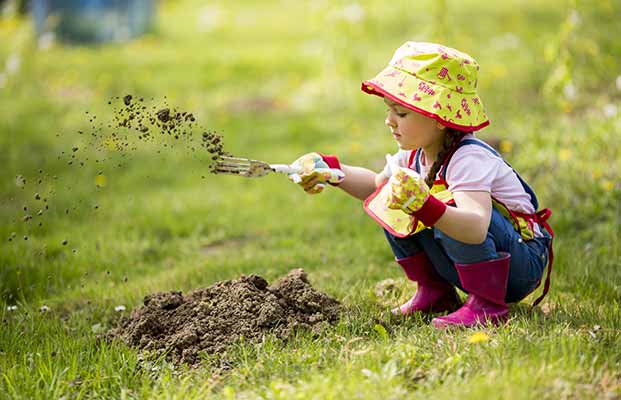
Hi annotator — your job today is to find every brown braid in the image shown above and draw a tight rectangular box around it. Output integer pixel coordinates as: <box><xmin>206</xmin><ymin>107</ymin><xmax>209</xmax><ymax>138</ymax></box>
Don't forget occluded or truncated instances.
<box><xmin>424</xmin><ymin>128</ymin><xmax>467</xmax><ymax>187</ymax></box>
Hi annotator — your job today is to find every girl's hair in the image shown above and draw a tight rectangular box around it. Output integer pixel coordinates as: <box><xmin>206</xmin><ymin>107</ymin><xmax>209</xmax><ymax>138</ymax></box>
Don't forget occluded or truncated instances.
<box><xmin>424</xmin><ymin>128</ymin><xmax>467</xmax><ymax>187</ymax></box>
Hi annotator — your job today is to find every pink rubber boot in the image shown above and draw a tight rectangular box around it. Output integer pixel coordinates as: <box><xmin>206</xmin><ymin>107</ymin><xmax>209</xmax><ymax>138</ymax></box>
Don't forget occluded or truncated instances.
<box><xmin>393</xmin><ymin>252</ymin><xmax>461</xmax><ymax>315</ymax></box>
<box><xmin>432</xmin><ymin>252</ymin><xmax>511</xmax><ymax>328</ymax></box>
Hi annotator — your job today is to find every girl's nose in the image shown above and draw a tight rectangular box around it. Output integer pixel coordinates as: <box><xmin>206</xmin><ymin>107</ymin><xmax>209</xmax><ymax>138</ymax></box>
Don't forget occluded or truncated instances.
<box><xmin>385</xmin><ymin>113</ymin><xmax>397</xmax><ymax>128</ymax></box>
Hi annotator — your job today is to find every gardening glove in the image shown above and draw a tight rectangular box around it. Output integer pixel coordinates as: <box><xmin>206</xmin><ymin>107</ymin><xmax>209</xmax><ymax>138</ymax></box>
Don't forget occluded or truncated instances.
<box><xmin>384</xmin><ymin>154</ymin><xmax>447</xmax><ymax>226</ymax></box>
<box><xmin>288</xmin><ymin>152</ymin><xmax>345</xmax><ymax>195</ymax></box>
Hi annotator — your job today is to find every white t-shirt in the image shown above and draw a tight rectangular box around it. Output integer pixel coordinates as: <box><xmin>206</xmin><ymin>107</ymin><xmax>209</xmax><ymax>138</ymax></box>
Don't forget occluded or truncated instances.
<box><xmin>381</xmin><ymin>133</ymin><xmax>543</xmax><ymax>237</ymax></box>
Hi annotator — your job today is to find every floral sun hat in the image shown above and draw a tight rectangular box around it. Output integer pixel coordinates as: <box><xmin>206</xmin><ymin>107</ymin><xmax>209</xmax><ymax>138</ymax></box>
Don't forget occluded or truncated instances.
<box><xmin>361</xmin><ymin>41</ymin><xmax>490</xmax><ymax>132</ymax></box>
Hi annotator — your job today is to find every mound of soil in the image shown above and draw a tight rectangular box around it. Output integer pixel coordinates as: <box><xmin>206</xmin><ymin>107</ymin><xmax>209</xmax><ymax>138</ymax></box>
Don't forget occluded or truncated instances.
<box><xmin>107</xmin><ymin>269</ymin><xmax>341</xmax><ymax>365</ymax></box>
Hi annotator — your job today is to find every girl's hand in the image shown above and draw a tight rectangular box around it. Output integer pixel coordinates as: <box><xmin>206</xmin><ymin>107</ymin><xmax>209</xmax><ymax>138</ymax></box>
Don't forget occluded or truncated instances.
<box><xmin>289</xmin><ymin>152</ymin><xmax>345</xmax><ymax>194</ymax></box>
<box><xmin>383</xmin><ymin>154</ymin><xmax>447</xmax><ymax>226</ymax></box>
<box><xmin>385</xmin><ymin>168</ymin><xmax>430</xmax><ymax>213</ymax></box>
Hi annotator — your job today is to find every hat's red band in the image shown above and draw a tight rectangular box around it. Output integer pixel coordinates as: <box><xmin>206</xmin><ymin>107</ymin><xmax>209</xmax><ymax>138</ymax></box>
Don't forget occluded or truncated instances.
<box><xmin>361</xmin><ymin>81</ymin><xmax>490</xmax><ymax>132</ymax></box>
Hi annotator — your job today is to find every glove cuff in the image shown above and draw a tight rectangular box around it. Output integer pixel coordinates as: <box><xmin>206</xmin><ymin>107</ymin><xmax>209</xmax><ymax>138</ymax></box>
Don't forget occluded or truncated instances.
<box><xmin>412</xmin><ymin>195</ymin><xmax>447</xmax><ymax>226</ymax></box>
<box><xmin>318</xmin><ymin>153</ymin><xmax>341</xmax><ymax>169</ymax></box>
<box><xmin>318</xmin><ymin>153</ymin><xmax>342</xmax><ymax>186</ymax></box>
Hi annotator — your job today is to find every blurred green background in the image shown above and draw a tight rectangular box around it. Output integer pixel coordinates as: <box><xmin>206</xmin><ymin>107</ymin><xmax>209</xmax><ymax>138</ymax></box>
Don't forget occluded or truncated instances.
<box><xmin>0</xmin><ymin>0</ymin><xmax>620</xmax><ymax>398</ymax></box>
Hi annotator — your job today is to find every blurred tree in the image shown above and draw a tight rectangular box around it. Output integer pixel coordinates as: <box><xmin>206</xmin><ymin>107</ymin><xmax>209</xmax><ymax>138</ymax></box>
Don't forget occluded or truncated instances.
<box><xmin>0</xmin><ymin>0</ymin><xmax>28</xmax><ymax>14</ymax></box>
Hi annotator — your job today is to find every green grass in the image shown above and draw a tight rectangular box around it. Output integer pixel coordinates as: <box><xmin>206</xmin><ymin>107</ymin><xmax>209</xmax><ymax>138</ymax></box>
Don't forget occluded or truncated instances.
<box><xmin>1</xmin><ymin>0</ymin><xmax>620</xmax><ymax>398</ymax></box>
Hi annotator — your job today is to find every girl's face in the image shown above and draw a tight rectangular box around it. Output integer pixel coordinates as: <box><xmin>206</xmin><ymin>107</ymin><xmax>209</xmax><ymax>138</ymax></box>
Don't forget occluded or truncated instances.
<box><xmin>384</xmin><ymin>98</ymin><xmax>445</xmax><ymax>152</ymax></box>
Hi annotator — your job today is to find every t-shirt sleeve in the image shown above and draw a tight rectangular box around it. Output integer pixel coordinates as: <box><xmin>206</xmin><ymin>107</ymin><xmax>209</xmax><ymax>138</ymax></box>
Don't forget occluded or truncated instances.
<box><xmin>445</xmin><ymin>146</ymin><xmax>500</xmax><ymax>192</ymax></box>
<box><xmin>380</xmin><ymin>149</ymin><xmax>411</xmax><ymax>178</ymax></box>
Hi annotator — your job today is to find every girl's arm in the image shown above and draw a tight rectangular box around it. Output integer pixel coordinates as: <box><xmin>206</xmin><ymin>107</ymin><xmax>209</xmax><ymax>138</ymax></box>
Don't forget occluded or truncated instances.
<box><xmin>336</xmin><ymin>164</ymin><xmax>387</xmax><ymax>200</ymax></box>
<box><xmin>434</xmin><ymin>191</ymin><xmax>493</xmax><ymax>244</ymax></box>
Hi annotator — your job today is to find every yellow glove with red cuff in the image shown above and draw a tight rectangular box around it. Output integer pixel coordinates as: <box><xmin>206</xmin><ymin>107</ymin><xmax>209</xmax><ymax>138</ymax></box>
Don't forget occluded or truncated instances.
<box><xmin>385</xmin><ymin>167</ymin><xmax>447</xmax><ymax>227</ymax></box>
<box><xmin>289</xmin><ymin>152</ymin><xmax>345</xmax><ymax>195</ymax></box>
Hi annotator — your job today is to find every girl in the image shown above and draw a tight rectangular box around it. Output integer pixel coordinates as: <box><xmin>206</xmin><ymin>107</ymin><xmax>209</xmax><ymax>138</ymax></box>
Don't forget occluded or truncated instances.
<box><xmin>290</xmin><ymin>42</ymin><xmax>554</xmax><ymax>328</ymax></box>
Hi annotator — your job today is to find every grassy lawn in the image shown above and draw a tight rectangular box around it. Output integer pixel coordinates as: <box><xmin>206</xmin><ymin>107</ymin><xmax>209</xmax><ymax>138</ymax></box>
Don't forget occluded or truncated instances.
<box><xmin>1</xmin><ymin>0</ymin><xmax>620</xmax><ymax>398</ymax></box>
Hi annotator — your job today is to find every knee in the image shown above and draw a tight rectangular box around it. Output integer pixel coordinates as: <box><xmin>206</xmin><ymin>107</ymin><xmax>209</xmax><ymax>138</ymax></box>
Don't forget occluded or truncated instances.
<box><xmin>383</xmin><ymin>229</ymin><xmax>421</xmax><ymax>259</ymax></box>
<box><xmin>433</xmin><ymin>228</ymin><xmax>498</xmax><ymax>264</ymax></box>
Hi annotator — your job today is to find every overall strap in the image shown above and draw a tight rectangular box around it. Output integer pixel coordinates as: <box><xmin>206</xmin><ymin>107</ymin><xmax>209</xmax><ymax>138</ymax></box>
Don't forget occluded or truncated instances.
<box><xmin>408</xmin><ymin>149</ymin><xmax>422</xmax><ymax>174</ymax></box>
<box><xmin>445</xmin><ymin>139</ymin><xmax>540</xmax><ymax>210</ymax></box>
<box><xmin>531</xmin><ymin>209</ymin><xmax>555</xmax><ymax>307</ymax></box>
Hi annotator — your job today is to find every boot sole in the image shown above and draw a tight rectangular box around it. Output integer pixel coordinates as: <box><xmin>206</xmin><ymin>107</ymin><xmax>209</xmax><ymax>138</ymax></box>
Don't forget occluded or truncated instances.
<box><xmin>432</xmin><ymin>310</ymin><xmax>509</xmax><ymax>329</ymax></box>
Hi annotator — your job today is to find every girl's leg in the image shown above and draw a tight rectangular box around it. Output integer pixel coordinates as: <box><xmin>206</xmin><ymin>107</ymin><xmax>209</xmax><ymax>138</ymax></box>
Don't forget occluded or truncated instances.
<box><xmin>383</xmin><ymin>229</ymin><xmax>423</xmax><ymax>259</ymax></box>
<box><xmin>421</xmin><ymin>208</ymin><xmax>551</xmax><ymax>328</ymax></box>
<box><xmin>383</xmin><ymin>230</ymin><xmax>461</xmax><ymax>314</ymax></box>
<box><xmin>431</xmin><ymin>208</ymin><xmax>551</xmax><ymax>302</ymax></box>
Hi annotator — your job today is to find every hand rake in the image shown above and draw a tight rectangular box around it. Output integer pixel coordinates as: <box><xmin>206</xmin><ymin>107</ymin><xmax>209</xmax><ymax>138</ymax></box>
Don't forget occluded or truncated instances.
<box><xmin>213</xmin><ymin>156</ymin><xmax>303</xmax><ymax>183</ymax></box>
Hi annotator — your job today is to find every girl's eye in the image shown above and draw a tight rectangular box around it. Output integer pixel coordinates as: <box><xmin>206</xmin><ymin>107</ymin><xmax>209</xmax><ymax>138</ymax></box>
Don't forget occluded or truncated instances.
<box><xmin>386</xmin><ymin>108</ymin><xmax>407</xmax><ymax>118</ymax></box>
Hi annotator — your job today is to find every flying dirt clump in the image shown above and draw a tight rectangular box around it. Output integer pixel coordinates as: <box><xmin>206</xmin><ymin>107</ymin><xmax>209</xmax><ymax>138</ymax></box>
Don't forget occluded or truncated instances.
<box><xmin>106</xmin><ymin>269</ymin><xmax>341</xmax><ymax>365</ymax></box>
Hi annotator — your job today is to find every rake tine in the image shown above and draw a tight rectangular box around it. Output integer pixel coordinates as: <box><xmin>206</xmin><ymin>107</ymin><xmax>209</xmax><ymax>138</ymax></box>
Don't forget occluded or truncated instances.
<box><xmin>215</xmin><ymin>156</ymin><xmax>250</xmax><ymax>163</ymax></box>
<box><xmin>214</xmin><ymin>162</ymin><xmax>251</xmax><ymax>170</ymax></box>
<box><xmin>213</xmin><ymin>165</ymin><xmax>249</xmax><ymax>173</ymax></box>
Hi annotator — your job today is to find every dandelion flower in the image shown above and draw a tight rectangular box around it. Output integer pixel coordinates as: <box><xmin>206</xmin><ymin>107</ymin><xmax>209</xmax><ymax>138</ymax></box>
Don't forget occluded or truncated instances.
<box><xmin>499</xmin><ymin>140</ymin><xmax>513</xmax><ymax>153</ymax></box>
<box><xmin>558</xmin><ymin>148</ymin><xmax>572</xmax><ymax>161</ymax></box>
<box><xmin>601</xmin><ymin>180</ymin><xmax>614</xmax><ymax>192</ymax></box>
<box><xmin>95</xmin><ymin>174</ymin><xmax>107</xmax><ymax>187</ymax></box>
<box><xmin>468</xmin><ymin>331</ymin><xmax>489</xmax><ymax>344</ymax></box>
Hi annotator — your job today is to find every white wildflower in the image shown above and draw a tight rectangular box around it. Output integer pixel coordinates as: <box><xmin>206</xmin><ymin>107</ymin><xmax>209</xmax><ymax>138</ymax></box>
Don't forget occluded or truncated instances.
<box><xmin>342</xmin><ymin>3</ymin><xmax>365</xmax><ymax>23</ymax></box>
<box><xmin>197</xmin><ymin>6</ymin><xmax>221</xmax><ymax>32</ymax></box>
<box><xmin>603</xmin><ymin>103</ymin><xmax>618</xmax><ymax>118</ymax></box>
<box><xmin>38</xmin><ymin>32</ymin><xmax>55</xmax><ymax>50</ymax></box>
<box><xmin>5</xmin><ymin>54</ymin><xmax>20</xmax><ymax>75</ymax></box>
<box><xmin>6</xmin><ymin>305</ymin><xmax>17</xmax><ymax>311</ymax></box>
<box><xmin>40</xmin><ymin>305</ymin><xmax>50</xmax><ymax>312</ymax></box>
<box><xmin>361</xmin><ymin>368</ymin><xmax>374</xmax><ymax>378</ymax></box>
<box><xmin>568</xmin><ymin>9</ymin><xmax>581</xmax><ymax>26</ymax></box>
<box><xmin>490</xmin><ymin>32</ymin><xmax>521</xmax><ymax>50</ymax></box>
<box><xmin>114</xmin><ymin>305</ymin><xmax>126</xmax><ymax>312</ymax></box>
<box><xmin>563</xmin><ymin>82</ymin><xmax>577</xmax><ymax>100</ymax></box>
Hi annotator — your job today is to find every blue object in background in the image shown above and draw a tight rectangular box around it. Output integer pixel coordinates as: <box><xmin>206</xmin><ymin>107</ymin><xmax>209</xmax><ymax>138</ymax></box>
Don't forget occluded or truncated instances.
<box><xmin>32</xmin><ymin>0</ymin><xmax>156</xmax><ymax>43</ymax></box>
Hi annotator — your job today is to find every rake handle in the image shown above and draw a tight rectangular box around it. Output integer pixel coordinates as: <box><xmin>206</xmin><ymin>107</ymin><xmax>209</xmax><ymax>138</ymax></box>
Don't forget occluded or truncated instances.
<box><xmin>270</xmin><ymin>164</ymin><xmax>326</xmax><ymax>189</ymax></box>
<box><xmin>270</xmin><ymin>164</ymin><xmax>303</xmax><ymax>184</ymax></box>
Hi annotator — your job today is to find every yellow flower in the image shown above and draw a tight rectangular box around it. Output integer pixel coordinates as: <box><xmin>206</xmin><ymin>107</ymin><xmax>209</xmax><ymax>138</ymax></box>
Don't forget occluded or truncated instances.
<box><xmin>349</xmin><ymin>141</ymin><xmax>361</xmax><ymax>153</ymax></box>
<box><xmin>591</xmin><ymin>169</ymin><xmax>602</xmax><ymax>179</ymax></box>
<box><xmin>499</xmin><ymin>140</ymin><xmax>513</xmax><ymax>154</ymax></box>
<box><xmin>563</xmin><ymin>103</ymin><xmax>573</xmax><ymax>113</ymax></box>
<box><xmin>222</xmin><ymin>386</ymin><xmax>235</xmax><ymax>400</ymax></box>
<box><xmin>558</xmin><ymin>148</ymin><xmax>572</xmax><ymax>161</ymax></box>
<box><xmin>489</xmin><ymin>63</ymin><xmax>508</xmax><ymax>80</ymax></box>
<box><xmin>95</xmin><ymin>174</ymin><xmax>107</xmax><ymax>187</ymax></box>
<box><xmin>468</xmin><ymin>332</ymin><xmax>489</xmax><ymax>344</ymax></box>
<box><xmin>600</xmin><ymin>179</ymin><xmax>614</xmax><ymax>192</ymax></box>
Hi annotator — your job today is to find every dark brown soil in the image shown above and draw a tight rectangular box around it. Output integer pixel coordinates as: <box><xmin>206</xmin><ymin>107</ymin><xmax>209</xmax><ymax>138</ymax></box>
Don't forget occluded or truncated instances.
<box><xmin>107</xmin><ymin>269</ymin><xmax>341</xmax><ymax>365</ymax></box>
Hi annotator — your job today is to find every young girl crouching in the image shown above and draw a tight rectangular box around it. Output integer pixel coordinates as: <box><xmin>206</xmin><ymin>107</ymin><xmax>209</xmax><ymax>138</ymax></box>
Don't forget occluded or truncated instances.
<box><xmin>289</xmin><ymin>42</ymin><xmax>554</xmax><ymax>328</ymax></box>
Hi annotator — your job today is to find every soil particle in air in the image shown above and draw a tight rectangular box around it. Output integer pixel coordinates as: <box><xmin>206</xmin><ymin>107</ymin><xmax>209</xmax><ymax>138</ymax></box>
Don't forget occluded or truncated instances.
<box><xmin>156</xmin><ymin>108</ymin><xmax>171</xmax><ymax>123</ymax></box>
<box><xmin>107</xmin><ymin>269</ymin><xmax>341</xmax><ymax>365</ymax></box>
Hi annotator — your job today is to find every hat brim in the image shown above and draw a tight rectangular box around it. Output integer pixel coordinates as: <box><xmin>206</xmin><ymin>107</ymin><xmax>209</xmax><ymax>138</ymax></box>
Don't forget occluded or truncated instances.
<box><xmin>361</xmin><ymin>66</ymin><xmax>490</xmax><ymax>132</ymax></box>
